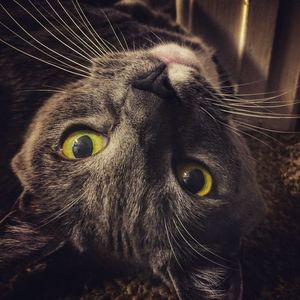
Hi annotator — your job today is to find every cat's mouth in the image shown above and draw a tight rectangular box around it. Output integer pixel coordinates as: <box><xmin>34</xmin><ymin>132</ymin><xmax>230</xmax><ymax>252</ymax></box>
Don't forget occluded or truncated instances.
<box><xmin>151</xmin><ymin>43</ymin><xmax>199</xmax><ymax>70</ymax></box>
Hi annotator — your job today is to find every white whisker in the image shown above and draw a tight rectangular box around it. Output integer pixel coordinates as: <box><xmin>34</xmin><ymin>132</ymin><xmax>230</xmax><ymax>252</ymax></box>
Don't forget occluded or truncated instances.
<box><xmin>175</xmin><ymin>216</ymin><xmax>234</xmax><ymax>264</ymax></box>
<box><xmin>164</xmin><ymin>219</ymin><xmax>184</xmax><ymax>270</ymax></box>
<box><xmin>172</xmin><ymin>219</ymin><xmax>232</xmax><ymax>269</ymax></box>
<box><xmin>150</xmin><ymin>31</ymin><xmax>164</xmax><ymax>43</ymax></box>
<box><xmin>20</xmin><ymin>88</ymin><xmax>74</xmax><ymax>95</ymax></box>
<box><xmin>222</xmin><ymin>118</ymin><xmax>273</xmax><ymax>149</ymax></box>
<box><xmin>119</xmin><ymin>28</ymin><xmax>129</xmax><ymax>51</ymax></box>
<box><xmin>193</xmin><ymin>86</ymin><xmax>275</xmax><ymax>147</ymax></box>
<box><xmin>56</xmin><ymin>0</ymin><xmax>106</xmax><ymax>57</ymax></box>
<box><xmin>0</xmin><ymin>37</ymin><xmax>90</xmax><ymax>78</ymax></box>
<box><xmin>43</xmin><ymin>0</ymin><xmax>100</xmax><ymax>58</ymax></box>
<box><xmin>167</xmin><ymin>269</ymin><xmax>184</xmax><ymax>300</ymax></box>
<box><xmin>74</xmin><ymin>0</ymin><xmax>117</xmax><ymax>53</ymax></box>
<box><xmin>103</xmin><ymin>11</ymin><xmax>126</xmax><ymax>52</ymax></box>
<box><xmin>144</xmin><ymin>37</ymin><xmax>156</xmax><ymax>46</ymax></box>
<box><xmin>71</xmin><ymin>1</ymin><xmax>112</xmax><ymax>56</ymax></box>
<box><xmin>233</xmin><ymin>119</ymin><xmax>284</xmax><ymax>144</ymax></box>
<box><xmin>0</xmin><ymin>210</ymin><xmax>17</xmax><ymax>226</ymax></box>
<box><xmin>12</xmin><ymin>0</ymin><xmax>96</xmax><ymax>63</ymax></box>
<box><xmin>0</xmin><ymin>17</ymin><xmax>90</xmax><ymax>75</ymax></box>
<box><xmin>29</xmin><ymin>0</ymin><xmax>95</xmax><ymax>60</ymax></box>
<box><xmin>220</xmin><ymin>108</ymin><xmax>300</xmax><ymax>119</ymax></box>
<box><xmin>221</xmin><ymin>79</ymin><xmax>265</xmax><ymax>89</ymax></box>
<box><xmin>233</xmin><ymin>118</ymin><xmax>299</xmax><ymax>134</ymax></box>
<box><xmin>38</xmin><ymin>193</ymin><xmax>85</xmax><ymax>228</ymax></box>
<box><xmin>220</xmin><ymin>90</ymin><xmax>296</xmax><ymax>104</ymax></box>
<box><xmin>235</xmin><ymin>85</ymin><xmax>299</xmax><ymax>97</ymax></box>
<box><xmin>218</xmin><ymin>100</ymin><xmax>300</xmax><ymax>109</ymax></box>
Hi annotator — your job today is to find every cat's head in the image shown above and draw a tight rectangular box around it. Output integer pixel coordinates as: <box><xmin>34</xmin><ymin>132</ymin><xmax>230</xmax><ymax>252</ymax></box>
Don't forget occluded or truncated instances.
<box><xmin>10</xmin><ymin>42</ymin><xmax>265</xmax><ymax>298</ymax></box>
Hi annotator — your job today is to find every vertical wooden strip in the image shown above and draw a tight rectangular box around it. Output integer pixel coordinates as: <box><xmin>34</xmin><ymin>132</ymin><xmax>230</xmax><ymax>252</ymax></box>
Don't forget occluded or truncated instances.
<box><xmin>176</xmin><ymin>0</ymin><xmax>191</xmax><ymax>28</ymax></box>
<box><xmin>235</xmin><ymin>0</ymin><xmax>279</xmax><ymax>129</ymax></box>
<box><xmin>189</xmin><ymin>0</ymin><xmax>244</xmax><ymax>80</ymax></box>
<box><xmin>266</xmin><ymin>0</ymin><xmax>300</xmax><ymax>130</ymax></box>
<box><xmin>187</xmin><ymin>0</ymin><xmax>194</xmax><ymax>30</ymax></box>
<box><xmin>176</xmin><ymin>0</ymin><xmax>299</xmax><ymax>130</ymax></box>
<box><xmin>296</xmin><ymin>75</ymin><xmax>300</xmax><ymax>131</ymax></box>
<box><xmin>238</xmin><ymin>0</ymin><xmax>279</xmax><ymax>96</ymax></box>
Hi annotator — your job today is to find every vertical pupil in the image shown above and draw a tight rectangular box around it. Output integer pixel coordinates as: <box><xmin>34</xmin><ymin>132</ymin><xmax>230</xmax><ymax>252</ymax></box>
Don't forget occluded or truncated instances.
<box><xmin>72</xmin><ymin>135</ymin><xmax>93</xmax><ymax>158</ymax></box>
<box><xmin>182</xmin><ymin>169</ymin><xmax>205</xmax><ymax>194</ymax></box>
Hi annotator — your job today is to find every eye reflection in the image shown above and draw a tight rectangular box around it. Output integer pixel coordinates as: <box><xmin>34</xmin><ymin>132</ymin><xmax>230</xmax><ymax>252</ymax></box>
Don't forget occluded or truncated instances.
<box><xmin>61</xmin><ymin>130</ymin><xmax>106</xmax><ymax>159</ymax></box>
<box><xmin>178</xmin><ymin>163</ymin><xmax>213</xmax><ymax>197</ymax></box>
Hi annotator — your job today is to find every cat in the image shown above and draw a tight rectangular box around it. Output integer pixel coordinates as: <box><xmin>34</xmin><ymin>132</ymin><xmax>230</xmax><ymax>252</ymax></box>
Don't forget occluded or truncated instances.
<box><xmin>0</xmin><ymin>1</ymin><xmax>265</xmax><ymax>299</ymax></box>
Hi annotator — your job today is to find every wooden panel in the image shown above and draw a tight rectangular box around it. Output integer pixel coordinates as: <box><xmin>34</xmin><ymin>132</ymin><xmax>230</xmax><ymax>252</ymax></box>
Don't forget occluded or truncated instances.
<box><xmin>238</xmin><ymin>0</ymin><xmax>279</xmax><ymax>95</ymax></box>
<box><xmin>189</xmin><ymin>0</ymin><xmax>245</xmax><ymax>80</ymax></box>
<box><xmin>235</xmin><ymin>0</ymin><xmax>279</xmax><ymax>130</ymax></box>
<box><xmin>175</xmin><ymin>0</ymin><xmax>300</xmax><ymax>130</ymax></box>
<box><xmin>266</xmin><ymin>0</ymin><xmax>300</xmax><ymax>130</ymax></box>
<box><xmin>296</xmin><ymin>75</ymin><xmax>300</xmax><ymax>131</ymax></box>
<box><xmin>175</xmin><ymin>0</ymin><xmax>192</xmax><ymax>29</ymax></box>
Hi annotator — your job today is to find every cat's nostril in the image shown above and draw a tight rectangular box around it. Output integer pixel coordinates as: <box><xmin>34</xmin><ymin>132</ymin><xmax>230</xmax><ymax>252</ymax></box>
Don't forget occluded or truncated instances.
<box><xmin>132</xmin><ymin>64</ymin><xmax>175</xmax><ymax>98</ymax></box>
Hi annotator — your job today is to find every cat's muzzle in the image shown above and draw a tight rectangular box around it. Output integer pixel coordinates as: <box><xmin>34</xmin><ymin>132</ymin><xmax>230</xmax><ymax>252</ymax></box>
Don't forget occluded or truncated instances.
<box><xmin>132</xmin><ymin>64</ymin><xmax>176</xmax><ymax>99</ymax></box>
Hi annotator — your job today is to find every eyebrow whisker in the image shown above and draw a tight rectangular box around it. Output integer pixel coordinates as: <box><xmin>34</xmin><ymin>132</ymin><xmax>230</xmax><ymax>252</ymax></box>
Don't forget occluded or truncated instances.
<box><xmin>28</xmin><ymin>0</ymin><xmax>96</xmax><ymax>60</ymax></box>
<box><xmin>73</xmin><ymin>0</ymin><xmax>117</xmax><ymax>54</ymax></box>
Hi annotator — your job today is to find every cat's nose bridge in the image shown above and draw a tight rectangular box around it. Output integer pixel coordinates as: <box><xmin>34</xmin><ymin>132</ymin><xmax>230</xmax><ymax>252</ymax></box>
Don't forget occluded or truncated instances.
<box><xmin>132</xmin><ymin>64</ymin><xmax>176</xmax><ymax>99</ymax></box>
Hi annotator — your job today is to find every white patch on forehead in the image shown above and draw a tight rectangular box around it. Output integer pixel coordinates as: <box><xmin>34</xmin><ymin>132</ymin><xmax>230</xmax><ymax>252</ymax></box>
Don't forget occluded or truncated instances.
<box><xmin>151</xmin><ymin>43</ymin><xmax>221</xmax><ymax>92</ymax></box>
<box><xmin>151</xmin><ymin>43</ymin><xmax>199</xmax><ymax>68</ymax></box>
<box><xmin>167</xmin><ymin>63</ymin><xmax>193</xmax><ymax>85</ymax></box>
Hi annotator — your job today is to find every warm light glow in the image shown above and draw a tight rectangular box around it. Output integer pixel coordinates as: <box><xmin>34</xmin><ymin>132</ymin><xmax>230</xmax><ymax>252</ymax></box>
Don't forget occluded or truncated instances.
<box><xmin>239</xmin><ymin>0</ymin><xmax>250</xmax><ymax>59</ymax></box>
<box><xmin>176</xmin><ymin>0</ymin><xmax>183</xmax><ymax>25</ymax></box>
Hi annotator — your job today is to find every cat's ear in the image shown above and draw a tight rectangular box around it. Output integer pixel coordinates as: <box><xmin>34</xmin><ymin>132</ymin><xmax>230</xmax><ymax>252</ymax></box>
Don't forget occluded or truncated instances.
<box><xmin>0</xmin><ymin>191</ymin><xmax>64</xmax><ymax>282</ymax></box>
<box><xmin>11</xmin><ymin>148</ymin><xmax>31</xmax><ymax>189</ymax></box>
<box><xmin>1</xmin><ymin>148</ymin><xmax>64</xmax><ymax>280</ymax></box>
<box><xmin>165</xmin><ymin>262</ymin><xmax>243</xmax><ymax>300</ymax></box>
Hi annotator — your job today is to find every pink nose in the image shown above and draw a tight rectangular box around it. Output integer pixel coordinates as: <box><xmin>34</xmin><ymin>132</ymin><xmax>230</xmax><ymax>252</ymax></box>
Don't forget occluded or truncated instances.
<box><xmin>151</xmin><ymin>44</ymin><xmax>198</xmax><ymax>68</ymax></box>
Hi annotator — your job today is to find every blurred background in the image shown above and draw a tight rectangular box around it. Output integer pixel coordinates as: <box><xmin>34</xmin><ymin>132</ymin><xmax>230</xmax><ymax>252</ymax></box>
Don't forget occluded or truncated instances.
<box><xmin>149</xmin><ymin>0</ymin><xmax>300</xmax><ymax>131</ymax></box>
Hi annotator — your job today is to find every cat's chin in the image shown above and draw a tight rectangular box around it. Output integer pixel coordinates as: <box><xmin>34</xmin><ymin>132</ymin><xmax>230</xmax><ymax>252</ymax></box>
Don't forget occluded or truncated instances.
<box><xmin>151</xmin><ymin>43</ymin><xmax>199</xmax><ymax>70</ymax></box>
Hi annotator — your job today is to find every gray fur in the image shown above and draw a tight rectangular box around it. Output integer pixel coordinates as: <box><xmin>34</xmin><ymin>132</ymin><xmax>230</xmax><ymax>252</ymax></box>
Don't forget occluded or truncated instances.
<box><xmin>0</xmin><ymin>1</ymin><xmax>265</xmax><ymax>299</ymax></box>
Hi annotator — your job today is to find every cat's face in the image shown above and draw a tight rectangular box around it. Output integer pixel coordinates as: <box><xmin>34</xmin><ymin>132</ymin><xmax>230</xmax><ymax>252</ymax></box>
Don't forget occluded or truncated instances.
<box><xmin>11</xmin><ymin>42</ymin><xmax>264</xmax><ymax>298</ymax></box>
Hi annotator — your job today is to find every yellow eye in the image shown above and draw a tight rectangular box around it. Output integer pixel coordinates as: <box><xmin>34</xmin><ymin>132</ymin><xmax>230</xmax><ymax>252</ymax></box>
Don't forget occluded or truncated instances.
<box><xmin>178</xmin><ymin>163</ymin><xmax>213</xmax><ymax>197</ymax></box>
<box><xmin>61</xmin><ymin>130</ymin><xmax>106</xmax><ymax>159</ymax></box>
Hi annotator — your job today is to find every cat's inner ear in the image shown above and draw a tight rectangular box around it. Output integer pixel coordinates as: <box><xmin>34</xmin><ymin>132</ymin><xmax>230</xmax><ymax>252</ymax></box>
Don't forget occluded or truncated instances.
<box><xmin>11</xmin><ymin>151</ymin><xmax>43</xmax><ymax>215</ymax></box>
